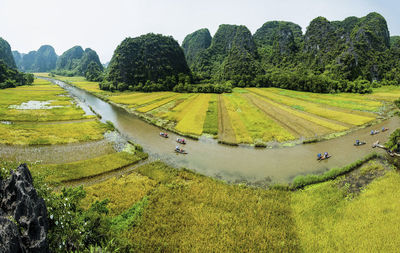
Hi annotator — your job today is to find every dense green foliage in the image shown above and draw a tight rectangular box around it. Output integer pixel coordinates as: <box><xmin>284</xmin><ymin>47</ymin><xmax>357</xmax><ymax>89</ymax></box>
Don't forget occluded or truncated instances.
<box><xmin>386</xmin><ymin>129</ymin><xmax>400</xmax><ymax>153</ymax></box>
<box><xmin>85</xmin><ymin>61</ymin><xmax>103</xmax><ymax>81</ymax></box>
<box><xmin>13</xmin><ymin>45</ymin><xmax>58</xmax><ymax>72</ymax></box>
<box><xmin>182</xmin><ymin>28</ymin><xmax>212</xmax><ymax>67</ymax></box>
<box><xmin>0</xmin><ymin>37</ymin><xmax>16</xmax><ymax>68</ymax></box>
<box><xmin>0</xmin><ymin>60</ymin><xmax>34</xmax><ymax>89</ymax></box>
<box><xmin>53</xmin><ymin>46</ymin><xmax>103</xmax><ymax>77</ymax></box>
<box><xmin>101</xmin><ymin>33</ymin><xmax>190</xmax><ymax>92</ymax></box>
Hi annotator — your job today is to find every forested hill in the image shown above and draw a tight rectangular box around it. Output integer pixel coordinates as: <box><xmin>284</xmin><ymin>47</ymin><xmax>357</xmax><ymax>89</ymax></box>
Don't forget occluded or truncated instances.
<box><xmin>180</xmin><ymin>12</ymin><xmax>400</xmax><ymax>93</ymax></box>
<box><xmin>101</xmin><ymin>33</ymin><xmax>190</xmax><ymax>91</ymax></box>
<box><xmin>13</xmin><ymin>45</ymin><xmax>58</xmax><ymax>72</ymax></box>
<box><xmin>54</xmin><ymin>46</ymin><xmax>103</xmax><ymax>77</ymax></box>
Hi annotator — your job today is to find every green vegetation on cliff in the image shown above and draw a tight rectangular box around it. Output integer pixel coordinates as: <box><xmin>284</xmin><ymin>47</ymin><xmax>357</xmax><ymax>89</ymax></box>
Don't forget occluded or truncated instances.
<box><xmin>192</xmin><ymin>24</ymin><xmax>260</xmax><ymax>82</ymax></box>
<box><xmin>178</xmin><ymin>12</ymin><xmax>398</xmax><ymax>93</ymax></box>
<box><xmin>182</xmin><ymin>28</ymin><xmax>212</xmax><ymax>68</ymax></box>
<box><xmin>0</xmin><ymin>37</ymin><xmax>16</xmax><ymax>68</ymax></box>
<box><xmin>54</xmin><ymin>46</ymin><xmax>103</xmax><ymax>77</ymax></box>
<box><xmin>0</xmin><ymin>37</ymin><xmax>33</xmax><ymax>88</ymax></box>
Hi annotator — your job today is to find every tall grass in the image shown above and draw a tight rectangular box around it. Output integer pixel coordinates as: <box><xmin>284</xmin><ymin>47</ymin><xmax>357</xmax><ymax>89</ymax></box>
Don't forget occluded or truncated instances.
<box><xmin>125</xmin><ymin>161</ymin><xmax>300</xmax><ymax>252</ymax></box>
<box><xmin>291</xmin><ymin>152</ymin><xmax>380</xmax><ymax>189</ymax></box>
<box><xmin>292</xmin><ymin>169</ymin><xmax>400</xmax><ymax>252</ymax></box>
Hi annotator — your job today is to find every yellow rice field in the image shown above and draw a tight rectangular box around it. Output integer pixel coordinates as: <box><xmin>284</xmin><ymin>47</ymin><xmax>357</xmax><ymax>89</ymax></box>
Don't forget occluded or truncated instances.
<box><xmin>174</xmin><ymin>94</ymin><xmax>211</xmax><ymax>135</ymax></box>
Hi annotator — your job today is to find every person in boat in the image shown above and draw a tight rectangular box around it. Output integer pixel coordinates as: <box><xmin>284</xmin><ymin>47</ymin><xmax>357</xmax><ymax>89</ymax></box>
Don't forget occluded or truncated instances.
<box><xmin>371</xmin><ymin>130</ymin><xmax>374</xmax><ymax>135</ymax></box>
<box><xmin>176</xmin><ymin>145</ymin><xmax>179</xmax><ymax>151</ymax></box>
<box><xmin>356</xmin><ymin>140</ymin><xmax>360</xmax><ymax>145</ymax></box>
<box><xmin>324</xmin><ymin>152</ymin><xmax>329</xmax><ymax>159</ymax></box>
<box><xmin>317</xmin><ymin>153</ymin><xmax>322</xmax><ymax>160</ymax></box>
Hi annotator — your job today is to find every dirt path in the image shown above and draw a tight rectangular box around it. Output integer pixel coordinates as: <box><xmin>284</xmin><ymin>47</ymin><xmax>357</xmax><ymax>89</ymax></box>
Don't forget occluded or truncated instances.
<box><xmin>217</xmin><ymin>95</ymin><xmax>237</xmax><ymax>144</ymax></box>
<box><xmin>0</xmin><ymin>139</ymin><xmax>115</xmax><ymax>164</ymax></box>
<box><xmin>244</xmin><ymin>93</ymin><xmax>331</xmax><ymax>138</ymax></box>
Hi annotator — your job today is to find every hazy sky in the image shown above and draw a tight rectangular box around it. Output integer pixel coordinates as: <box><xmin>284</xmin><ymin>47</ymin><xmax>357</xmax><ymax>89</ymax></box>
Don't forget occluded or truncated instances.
<box><xmin>1</xmin><ymin>0</ymin><xmax>399</xmax><ymax>63</ymax></box>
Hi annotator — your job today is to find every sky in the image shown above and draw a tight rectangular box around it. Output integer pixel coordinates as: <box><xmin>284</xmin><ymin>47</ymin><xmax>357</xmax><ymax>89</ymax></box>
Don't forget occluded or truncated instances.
<box><xmin>1</xmin><ymin>0</ymin><xmax>399</xmax><ymax>63</ymax></box>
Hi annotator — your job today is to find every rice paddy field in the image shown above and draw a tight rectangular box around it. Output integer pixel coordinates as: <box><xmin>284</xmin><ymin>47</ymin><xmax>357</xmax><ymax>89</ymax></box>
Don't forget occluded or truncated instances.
<box><xmin>74</xmin><ymin>159</ymin><xmax>400</xmax><ymax>252</ymax></box>
<box><xmin>0</xmin><ymin>77</ymin><xmax>149</xmax><ymax>192</ymax></box>
<box><xmin>62</xmin><ymin>76</ymin><xmax>400</xmax><ymax>145</ymax></box>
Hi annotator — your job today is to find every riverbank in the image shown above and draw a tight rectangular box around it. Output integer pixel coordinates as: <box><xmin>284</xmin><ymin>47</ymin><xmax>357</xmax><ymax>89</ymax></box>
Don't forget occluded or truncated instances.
<box><xmin>36</xmin><ymin>76</ymin><xmax>400</xmax><ymax>185</ymax></box>
<box><xmin>36</xmin><ymin>73</ymin><xmax>400</xmax><ymax>147</ymax></box>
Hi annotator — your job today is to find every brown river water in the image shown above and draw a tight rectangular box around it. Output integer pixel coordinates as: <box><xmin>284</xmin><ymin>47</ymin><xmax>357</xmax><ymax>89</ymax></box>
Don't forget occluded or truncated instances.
<box><xmin>50</xmin><ymin>79</ymin><xmax>400</xmax><ymax>184</ymax></box>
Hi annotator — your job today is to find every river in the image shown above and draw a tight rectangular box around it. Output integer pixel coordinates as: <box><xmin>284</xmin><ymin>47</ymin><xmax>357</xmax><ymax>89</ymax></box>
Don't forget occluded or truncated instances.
<box><xmin>51</xmin><ymin>78</ymin><xmax>400</xmax><ymax>184</ymax></box>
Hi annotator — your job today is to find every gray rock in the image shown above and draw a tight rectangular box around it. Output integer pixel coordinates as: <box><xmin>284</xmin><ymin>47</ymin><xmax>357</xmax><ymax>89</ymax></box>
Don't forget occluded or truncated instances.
<box><xmin>0</xmin><ymin>164</ymin><xmax>49</xmax><ymax>253</ymax></box>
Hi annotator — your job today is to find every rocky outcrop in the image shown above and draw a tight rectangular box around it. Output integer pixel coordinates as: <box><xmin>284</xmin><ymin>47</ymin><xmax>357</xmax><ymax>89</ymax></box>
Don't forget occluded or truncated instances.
<box><xmin>0</xmin><ymin>164</ymin><xmax>49</xmax><ymax>253</ymax></box>
<box><xmin>182</xmin><ymin>28</ymin><xmax>212</xmax><ymax>67</ymax></box>
<box><xmin>0</xmin><ymin>37</ymin><xmax>17</xmax><ymax>68</ymax></box>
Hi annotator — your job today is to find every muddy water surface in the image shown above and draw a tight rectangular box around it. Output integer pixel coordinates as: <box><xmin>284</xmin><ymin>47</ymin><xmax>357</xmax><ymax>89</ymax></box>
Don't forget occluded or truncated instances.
<box><xmin>51</xmin><ymin>78</ymin><xmax>400</xmax><ymax>184</ymax></box>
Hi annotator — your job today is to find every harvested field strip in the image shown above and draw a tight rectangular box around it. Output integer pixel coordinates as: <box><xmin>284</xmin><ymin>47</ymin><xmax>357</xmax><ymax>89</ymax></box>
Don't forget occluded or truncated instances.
<box><xmin>108</xmin><ymin>93</ymin><xmax>153</xmax><ymax>105</ymax></box>
<box><xmin>136</xmin><ymin>94</ymin><xmax>182</xmax><ymax>113</ymax></box>
<box><xmin>175</xmin><ymin>94</ymin><xmax>211</xmax><ymax>135</ymax></box>
<box><xmin>202</xmin><ymin>94</ymin><xmax>218</xmax><ymax>136</ymax></box>
<box><xmin>271</xmin><ymin>88</ymin><xmax>382</xmax><ymax>112</ymax></box>
<box><xmin>81</xmin><ymin>171</ymin><xmax>156</xmax><ymax>216</ymax></box>
<box><xmin>110</xmin><ymin>92</ymin><xmax>175</xmax><ymax>106</ymax></box>
<box><xmin>225</xmin><ymin>93</ymin><xmax>294</xmax><ymax>143</ymax></box>
<box><xmin>151</xmin><ymin>94</ymin><xmax>193</xmax><ymax>118</ymax></box>
<box><xmin>244</xmin><ymin>93</ymin><xmax>330</xmax><ymax>137</ymax></box>
<box><xmin>73</xmin><ymin>81</ymin><xmax>107</xmax><ymax>94</ymax></box>
<box><xmin>31</xmin><ymin>151</ymin><xmax>148</xmax><ymax>184</ymax></box>
<box><xmin>248</xmin><ymin>88</ymin><xmax>374</xmax><ymax>126</ymax></box>
<box><xmin>222</xmin><ymin>94</ymin><xmax>253</xmax><ymax>143</ymax></box>
<box><xmin>0</xmin><ymin>139</ymin><xmax>115</xmax><ymax>164</ymax></box>
<box><xmin>251</xmin><ymin>93</ymin><xmax>348</xmax><ymax>131</ymax></box>
<box><xmin>367</xmin><ymin>86</ymin><xmax>400</xmax><ymax>101</ymax></box>
<box><xmin>164</xmin><ymin>94</ymin><xmax>199</xmax><ymax>122</ymax></box>
<box><xmin>217</xmin><ymin>95</ymin><xmax>236</xmax><ymax>144</ymax></box>
<box><xmin>0</xmin><ymin>120</ymin><xmax>108</xmax><ymax>145</ymax></box>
